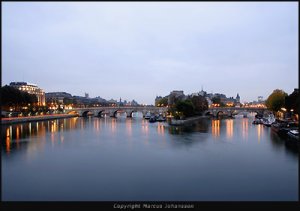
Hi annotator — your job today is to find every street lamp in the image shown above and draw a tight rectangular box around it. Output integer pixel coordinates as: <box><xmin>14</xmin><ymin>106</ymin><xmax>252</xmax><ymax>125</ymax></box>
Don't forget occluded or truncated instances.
<box><xmin>281</xmin><ymin>108</ymin><xmax>286</xmax><ymax>111</ymax></box>
<box><xmin>290</xmin><ymin>109</ymin><xmax>294</xmax><ymax>120</ymax></box>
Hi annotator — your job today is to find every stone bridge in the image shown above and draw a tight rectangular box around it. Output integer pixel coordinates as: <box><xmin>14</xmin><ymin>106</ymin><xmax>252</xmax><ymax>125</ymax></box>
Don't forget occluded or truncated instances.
<box><xmin>65</xmin><ymin>106</ymin><xmax>168</xmax><ymax>117</ymax></box>
<box><xmin>205</xmin><ymin>107</ymin><xmax>268</xmax><ymax>118</ymax></box>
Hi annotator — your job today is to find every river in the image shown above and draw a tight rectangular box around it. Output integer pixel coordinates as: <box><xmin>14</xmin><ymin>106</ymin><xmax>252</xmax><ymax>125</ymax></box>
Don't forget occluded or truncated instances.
<box><xmin>1</xmin><ymin>114</ymin><xmax>298</xmax><ymax>201</ymax></box>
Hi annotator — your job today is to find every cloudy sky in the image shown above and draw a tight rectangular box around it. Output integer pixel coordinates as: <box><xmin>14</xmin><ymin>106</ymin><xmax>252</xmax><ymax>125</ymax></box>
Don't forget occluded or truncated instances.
<box><xmin>2</xmin><ymin>2</ymin><xmax>298</xmax><ymax>104</ymax></box>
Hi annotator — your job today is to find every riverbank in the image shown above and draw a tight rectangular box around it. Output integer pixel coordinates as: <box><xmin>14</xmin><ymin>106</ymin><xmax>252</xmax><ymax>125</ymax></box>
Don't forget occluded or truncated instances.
<box><xmin>169</xmin><ymin>115</ymin><xmax>209</xmax><ymax>126</ymax></box>
<box><xmin>1</xmin><ymin>114</ymin><xmax>78</xmax><ymax>124</ymax></box>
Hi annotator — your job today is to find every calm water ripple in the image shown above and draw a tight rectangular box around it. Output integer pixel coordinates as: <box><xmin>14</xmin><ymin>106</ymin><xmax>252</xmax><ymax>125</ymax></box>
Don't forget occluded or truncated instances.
<box><xmin>1</xmin><ymin>115</ymin><xmax>298</xmax><ymax>201</ymax></box>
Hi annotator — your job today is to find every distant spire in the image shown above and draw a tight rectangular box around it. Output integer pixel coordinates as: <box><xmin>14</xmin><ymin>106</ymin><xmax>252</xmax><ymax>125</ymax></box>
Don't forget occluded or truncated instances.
<box><xmin>201</xmin><ymin>85</ymin><xmax>203</xmax><ymax>91</ymax></box>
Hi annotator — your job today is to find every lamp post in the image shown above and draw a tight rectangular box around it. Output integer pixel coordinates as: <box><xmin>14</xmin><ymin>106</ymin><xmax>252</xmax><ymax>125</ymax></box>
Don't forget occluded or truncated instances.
<box><xmin>290</xmin><ymin>109</ymin><xmax>294</xmax><ymax>121</ymax></box>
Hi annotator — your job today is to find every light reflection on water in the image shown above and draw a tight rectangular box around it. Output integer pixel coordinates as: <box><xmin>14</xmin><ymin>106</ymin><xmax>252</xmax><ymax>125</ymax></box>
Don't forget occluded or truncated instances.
<box><xmin>1</xmin><ymin>116</ymin><xmax>298</xmax><ymax>201</ymax></box>
<box><xmin>212</xmin><ymin>119</ymin><xmax>220</xmax><ymax>138</ymax></box>
<box><xmin>2</xmin><ymin>116</ymin><xmax>298</xmax><ymax>155</ymax></box>
<box><xmin>242</xmin><ymin>118</ymin><xmax>248</xmax><ymax>140</ymax></box>
<box><xmin>226</xmin><ymin>119</ymin><xmax>233</xmax><ymax>140</ymax></box>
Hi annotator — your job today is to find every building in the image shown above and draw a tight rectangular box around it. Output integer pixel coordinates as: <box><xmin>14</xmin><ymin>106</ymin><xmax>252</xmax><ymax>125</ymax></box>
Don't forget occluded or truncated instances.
<box><xmin>236</xmin><ymin>93</ymin><xmax>240</xmax><ymax>103</ymax></box>
<box><xmin>199</xmin><ymin>86</ymin><xmax>207</xmax><ymax>96</ymax></box>
<box><xmin>191</xmin><ymin>90</ymin><xmax>207</xmax><ymax>98</ymax></box>
<box><xmin>258</xmin><ymin>96</ymin><xmax>263</xmax><ymax>103</ymax></box>
<box><xmin>155</xmin><ymin>96</ymin><xmax>163</xmax><ymax>106</ymax></box>
<box><xmin>107</xmin><ymin>99</ymin><xmax>118</xmax><ymax>106</ymax></box>
<box><xmin>168</xmin><ymin>90</ymin><xmax>185</xmax><ymax>105</ymax></box>
<box><xmin>9</xmin><ymin>82</ymin><xmax>45</xmax><ymax>106</ymax></box>
<box><xmin>206</xmin><ymin>97</ymin><xmax>212</xmax><ymax>107</ymax></box>
<box><xmin>95</xmin><ymin>96</ymin><xmax>107</xmax><ymax>104</ymax></box>
<box><xmin>45</xmin><ymin>92</ymin><xmax>72</xmax><ymax>104</ymax></box>
<box><xmin>130</xmin><ymin>99</ymin><xmax>139</xmax><ymax>106</ymax></box>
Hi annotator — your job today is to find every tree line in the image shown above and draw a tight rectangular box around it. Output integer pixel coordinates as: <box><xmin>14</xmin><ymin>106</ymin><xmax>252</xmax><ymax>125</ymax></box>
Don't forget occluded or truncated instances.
<box><xmin>266</xmin><ymin>89</ymin><xmax>299</xmax><ymax>115</ymax></box>
<box><xmin>157</xmin><ymin>95</ymin><xmax>208</xmax><ymax>119</ymax></box>
<box><xmin>0</xmin><ymin>85</ymin><xmax>38</xmax><ymax>107</ymax></box>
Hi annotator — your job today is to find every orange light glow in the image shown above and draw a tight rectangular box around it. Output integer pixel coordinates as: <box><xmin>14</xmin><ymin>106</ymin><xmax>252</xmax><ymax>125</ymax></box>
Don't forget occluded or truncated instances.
<box><xmin>226</xmin><ymin>119</ymin><xmax>233</xmax><ymax>139</ymax></box>
<box><xmin>157</xmin><ymin>123</ymin><xmax>165</xmax><ymax>136</ymax></box>
<box><xmin>6</xmin><ymin>136</ymin><xmax>10</xmax><ymax>153</ymax></box>
<box><xmin>212</xmin><ymin>119</ymin><xmax>220</xmax><ymax>138</ymax></box>
<box><xmin>242</xmin><ymin>118</ymin><xmax>248</xmax><ymax>140</ymax></box>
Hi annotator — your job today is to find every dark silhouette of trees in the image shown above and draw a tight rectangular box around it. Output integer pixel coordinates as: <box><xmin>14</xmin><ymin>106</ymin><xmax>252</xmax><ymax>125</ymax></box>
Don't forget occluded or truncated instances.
<box><xmin>212</xmin><ymin>96</ymin><xmax>221</xmax><ymax>104</ymax></box>
<box><xmin>0</xmin><ymin>85</ymin><xmax>37</xmax><ymax>109</ymax></box>
<box><xmin>168</xmin><ymin>95</ymin><xmax>209</xmax><ymax>119</ymax></box>
<box><xmin>190</xmin><ymin>95</ymin><xmax>208</xmax><ymax>114</ymax></box>
<box><xmin>265</xmin><ymin>89</ymin><xmax>287</xmax><ymax>112</ymax></box>
<box><xmin>285</xmin><ymin>89</ymin><xmax>299</xmax><ymax>114</ymax></box>
<box><xmin>157</xmin><ymin>97</ymin><xmax>168</xmax><ymax>106</ymax></box>
<box><xmin>175</xmin><ymin>99</ymin><xmax>195</xmax><ymax>118</ymax></box>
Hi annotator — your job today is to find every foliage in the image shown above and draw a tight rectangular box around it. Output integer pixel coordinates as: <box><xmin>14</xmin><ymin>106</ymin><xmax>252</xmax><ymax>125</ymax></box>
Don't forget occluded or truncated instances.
<box><xmin>211</xmin><ymin>96</ymin><xmax>225</xmax><ymax>106</ymax></box>
<box><xmin>189</xmin><ymin>95</ymin><xmax>208</xmax><ymax>114</ymax></box>
<box><xmin>157</xmin><ymin>97</ymin><xmax>168</xmax><ymax>106</ymax></box>
<box><xmin>168</xmin><ymin>95</ymin><xmax>209</xmax><ymax>118</ymax></box>
<box><xmin>0</xmin><ymin>85</ymin><xmax>38</xmax><ymax>107</ymax></box>
<box><xmin>212</xmin><ymin>96</ymin><xmax>221</xmax><ymax>104</ymax></box>
<box><xmin>175</xmin><ymin>99</ymin><xmax>195</xmax><ymax>117</ymax></box>
<box><xmin>168</xmin><ymin>94</ymin><xmax>181</xmax><ymax>106</ymax></box>
<box><xmin>285</xmin><ymin>89</ymin><xmax>299</xmax><ymax>114</ymax></box>
<box><xmin>265</xmin><ymin>89</ymin><xmax>288</xmax><ymax>112</ymax></box>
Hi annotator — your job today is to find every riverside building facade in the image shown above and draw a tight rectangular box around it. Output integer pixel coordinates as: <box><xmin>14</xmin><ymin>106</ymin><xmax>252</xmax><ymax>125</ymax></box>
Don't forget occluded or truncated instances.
<box><xmin>9</xmin><ymin>82</ymin><xmax>46</xmax><ymax>106</ymax></box>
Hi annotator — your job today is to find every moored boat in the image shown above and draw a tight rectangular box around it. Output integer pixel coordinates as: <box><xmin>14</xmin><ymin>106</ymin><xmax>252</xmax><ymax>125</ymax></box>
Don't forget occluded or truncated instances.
<box><xmin>252</xmin><ymin>119</ymin><xmax>263</xmax><ymax>124</ymax></box>
<box><xmin>287</xmin><ymin>129</ymin><xmax>299</xmax><ymax>140</ymax></box>
<box><xmin>144</xmin><ymin>113</ymin><xmax>151</xmax><ymax>119</ymax></box>
<box><xmin>149</xmin><ymin>115</ymin><xmax>156</xmax><ymax>123</ymax></box>
<box><xmin>156</xmin><ymin>115</ymin><xmax>166</xmax><ymax>122</ymax></box>
<box><xmin>286</xmin><ymin>129</ymin><xmax>299</xmax><ymax>148</ymax></box>
<box><xmin>277</xmin><ymin>121</ymin><xmax>298</xmax><ymax>138</ymax></box>
<box><xmin>262</xmin><ymin>114</ymin><xmax>276</xmax><ymax>127</ymax></box>
<box><xmin>271</xmin><ymin>122</ymin><xmax>285</xmax><ymax>133</ymax></box>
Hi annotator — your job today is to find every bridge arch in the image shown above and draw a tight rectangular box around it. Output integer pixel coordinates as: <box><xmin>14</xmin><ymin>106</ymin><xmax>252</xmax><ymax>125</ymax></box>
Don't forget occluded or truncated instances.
<box><xmin>204</xmin><ymin>107</ymin><xmax>268</xmax><ymax>118</ymax></box>
<box><xmin>96</xmin><ymin>110</ymin><xmax>105</xmax><ymax>117</ymax></box>
<box><xmin>110</xmin><ymin>109</ymin><xmax>120</xmax><ymax>118</ymax></box>
<box><xmin>216</xmin><ymin>111</ymin><xmax>224</xmax><ymax>118</ymax></box>
<box><xmin>82</xmin><ymin>110</ymin><xmax>92</xmax><ymax>117</ymax></box>
<box><xmin>65</xmin><ymin>106</ymin><xmax>168</xmax><ymax>118</ymax></box>
<box><xmin>126</xmin><ymin>110</ymin><xmax>139</xmax><ymax>118</ymax></box>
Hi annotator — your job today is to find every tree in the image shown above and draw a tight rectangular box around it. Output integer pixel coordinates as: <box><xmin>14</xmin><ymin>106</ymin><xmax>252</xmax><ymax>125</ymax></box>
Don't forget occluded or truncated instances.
<box><xmin>157</xmin><ymin>97</ymin><xmax>168</xmax><ymax>106</ymax></box>
<box><xmin>265</xmin><ymin>89</ymin><xmax>288</xmax><ymax>112</ymax></box>
<box><xmin>0</xmin><ymin>85</ymin><xmax>38</xmax><ymax>110</ymax></box>
<box><xmin>211</xmin><ymin>96</ymin><xmax>225</xmax><ymax>107</ymax></box>
<box><xmin>285</xmin><ymin>89</ymin><xmax>299</xmax><ymax>114</ymax></box>
<box><xmin>189</xmin><ymin>95</ymin><xmax>208</xmax><ymax>114</ymax></box>
<box><xmin>175</xmin><ymin>99</ymin><xmax>195</xmax><ymax>118</ymax></box>
<box><xmin>212</xmin><ymin>96</ymin><xmax>221</xmax><ymax>104</ymax></box>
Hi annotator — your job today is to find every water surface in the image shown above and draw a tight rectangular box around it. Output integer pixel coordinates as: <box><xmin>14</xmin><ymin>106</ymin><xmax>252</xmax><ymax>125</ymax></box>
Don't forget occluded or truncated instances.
<box><xmin>2</xmin><ymin>115</ymin><xmax>298</xmax><ymax>201</ymax></box>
